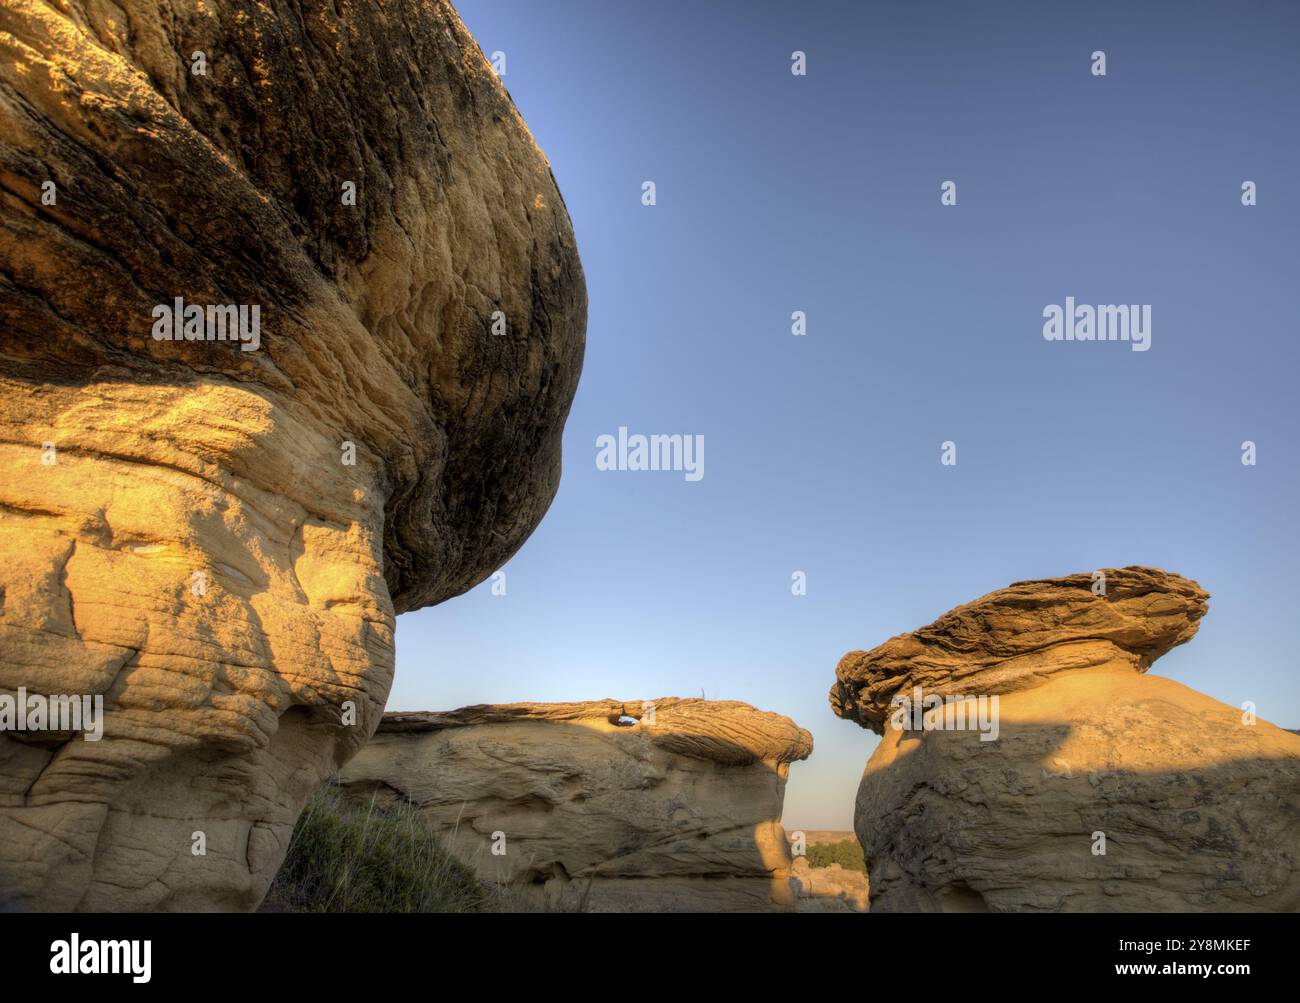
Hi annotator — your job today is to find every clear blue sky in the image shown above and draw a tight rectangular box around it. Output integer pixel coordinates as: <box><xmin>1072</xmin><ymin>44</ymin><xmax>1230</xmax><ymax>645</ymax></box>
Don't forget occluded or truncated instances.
<box><xmin>389</xmin><ymin>0</ymin><xmax>1300</xmax><ymax>829</ymax></box>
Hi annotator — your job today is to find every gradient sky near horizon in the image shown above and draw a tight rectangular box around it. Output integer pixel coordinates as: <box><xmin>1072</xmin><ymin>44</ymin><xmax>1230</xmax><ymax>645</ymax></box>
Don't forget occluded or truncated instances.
<box><xmin>389</xmin><ymin>0</ymin><xmax>1300</xmax><ymax>828</ymax></box>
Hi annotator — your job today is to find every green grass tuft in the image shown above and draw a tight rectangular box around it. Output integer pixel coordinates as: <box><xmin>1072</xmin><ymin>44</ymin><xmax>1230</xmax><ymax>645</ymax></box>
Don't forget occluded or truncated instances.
<box><xmin>803</xmin><ymin>839</ymin><xmax>868</xmax><ymax>873</ymax></box>
<box><xmin>261</xmin><ymin>781</ymin><xmax>486</xmax><ymax>913</ymax></box>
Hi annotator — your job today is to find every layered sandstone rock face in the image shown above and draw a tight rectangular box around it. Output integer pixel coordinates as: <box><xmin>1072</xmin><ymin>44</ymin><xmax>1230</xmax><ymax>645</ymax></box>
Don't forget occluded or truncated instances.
<box><xmin>337</xmin><ymin>699</ymin><xmax>812</xmax><ymax>911</ymax></box>
<box><xmin>830</xmin><ymin>567</ymin><xmax>1210</xmax><ymax>734</ymax></box>
<box><xmin>832</xmin><ymin>568</ymin><xmax>1300</xmax><ymax>912</ymax></box>
<box><xmin>0</xmin><ymin>1</ymin><xmax>585</xmax><ymax>910</ymax></box>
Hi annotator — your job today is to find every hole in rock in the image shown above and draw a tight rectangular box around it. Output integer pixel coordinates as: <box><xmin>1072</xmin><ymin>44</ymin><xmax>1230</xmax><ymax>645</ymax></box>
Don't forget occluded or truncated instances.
<box><xmin>939</xmin><ymin>882</ymin><xmax>990</xmax><ymax>913</ymax></box>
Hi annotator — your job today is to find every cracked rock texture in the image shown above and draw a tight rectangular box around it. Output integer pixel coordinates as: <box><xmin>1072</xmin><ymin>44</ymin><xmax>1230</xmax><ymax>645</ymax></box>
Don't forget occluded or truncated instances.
<box><xmin>833</xmin><ymin>568</ymin><xmax>1300</xmax><ymax>912</ymax></box>
<box><xmin>831</xmin><ymin>566</ymin><xmax>1209</xmax><ymax>735</ymax></box>
<box><xmin>0</xmin><ymin>0</ymin><xmax>585</xmax><ymax>910</ymax></box>
<box><xmin>337</xmin><ymin>699</ymin><xmax>812</xmax><ymax>911</ymax></box>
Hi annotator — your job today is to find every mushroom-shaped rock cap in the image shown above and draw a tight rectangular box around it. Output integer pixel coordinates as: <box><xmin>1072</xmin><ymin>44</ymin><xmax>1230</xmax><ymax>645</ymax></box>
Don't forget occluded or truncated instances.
<box><xmin>0</xmin><ymin>0</ymin><xmax>585</xmax><ymax>613</ymax></box>
<box><xmin>380</xmin><ymin>698</ymin><xmax>815</xmax><ymax>766</ymax></box>
<box><xmin>830</xmin><ymin>567</ymin><xmax>1209</xmax><ymax>734</ymax></box>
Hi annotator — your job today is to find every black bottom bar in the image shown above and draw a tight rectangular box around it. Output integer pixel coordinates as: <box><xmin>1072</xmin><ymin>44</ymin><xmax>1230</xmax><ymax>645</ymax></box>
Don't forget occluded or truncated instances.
<box><xmin>1</xmin><ymin>911</ymin><xmax>1292</xmax><ymax>989</ymax></box>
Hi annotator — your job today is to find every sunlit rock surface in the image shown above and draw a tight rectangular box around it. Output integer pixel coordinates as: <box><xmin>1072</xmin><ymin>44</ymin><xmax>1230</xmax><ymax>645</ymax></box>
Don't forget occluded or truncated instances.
<box><xmin>0</xmin><ymin>0</ymin><xmax>585</xmax><ymax>910</ymax></box>
<box><xmin>832</xmin><ymin>568</ymin><xmax>1300</xmax><ymax>912</ymax></box>
<box><xmin>337</xmin><ymin>699</ymin><xmax>812</xmax><ymax>911</ymax></box>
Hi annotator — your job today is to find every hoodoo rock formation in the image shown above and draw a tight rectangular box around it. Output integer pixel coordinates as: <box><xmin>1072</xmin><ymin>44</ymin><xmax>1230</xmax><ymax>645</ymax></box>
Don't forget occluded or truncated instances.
<box><xmin>831</xmin><ymin>567</ymin><xmax>1300</xmax><ymax>912</ymax></box>
<box><xmin>830</xmin><ymin>567</ymin><xmax>1211</xmax><ymax>734</ymax></box>
<box><xmin>336</xmin><ymin>699</ymin><xmax>813</xmax><ymax>911</ymax></box>
<box><xmin>0</xmin><ymin>1</ymin><xmax>585</xmax><ymax>910</ymax></box>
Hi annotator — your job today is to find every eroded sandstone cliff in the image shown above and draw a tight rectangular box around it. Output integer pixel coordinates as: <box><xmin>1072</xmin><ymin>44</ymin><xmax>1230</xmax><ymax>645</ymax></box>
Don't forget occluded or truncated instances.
<box><xmin>337</xmin><ymin>699</ymin><xmax>813</xmax><ymax>911</ymax></box>
<box><xmin>832</xmin><ymin>567</ymin><xmax>1300</xmax><ymax>912</ymax></box>
<box><xmin>0</xmin><ymin>0</ymin><xmax>585</xmax><ymax>910</ymax></box>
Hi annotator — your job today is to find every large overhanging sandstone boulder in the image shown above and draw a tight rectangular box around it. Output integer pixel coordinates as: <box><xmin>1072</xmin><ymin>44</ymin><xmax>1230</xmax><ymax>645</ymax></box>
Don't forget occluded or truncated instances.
<box><xmin>831</xmin><ymin>568</ymin><xmax>1300</xmax><ymax>912</ymax></box>
<box><xmin>337</xmin><ymin>699</ymin><xmax>813</xmax><ymax>912</ymax></box>
<box><xmin>0</xmin><ymin>0</ymin><xmax>585</xmax><ymax>910</ymax></box>
<box><xmin>830</xmin><ymin>566</ymin><xmax>1209</xmax><ymax>735</ymax></box>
